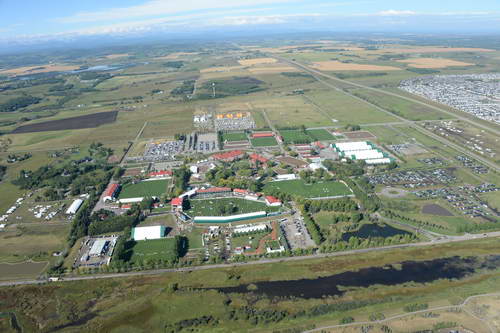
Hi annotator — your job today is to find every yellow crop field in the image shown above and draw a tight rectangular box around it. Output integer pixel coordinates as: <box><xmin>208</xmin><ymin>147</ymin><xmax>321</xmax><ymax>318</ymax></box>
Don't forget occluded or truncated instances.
<box><xmin>200</xmin><ymin>65</ymin><xmax>245</xmax><ymax>73</ymax></box>
<box><xmin>311</xmin><ymin>61</ymin><xmax>401</xmax><ymax>71</ymax></box>
<box><xmin>0</xmin><ymin>64</ymin><xmax>79</xmax><ymax>76</ymax></box>
<box><xmin>397</xmin><ymin>58</ymin><xmax>474</xmax><ymax>68</ymax></box>
<box><xmin>238</xmin><ymin>57</ymin><xmax>277</xmax><ymax>66</ymax></box>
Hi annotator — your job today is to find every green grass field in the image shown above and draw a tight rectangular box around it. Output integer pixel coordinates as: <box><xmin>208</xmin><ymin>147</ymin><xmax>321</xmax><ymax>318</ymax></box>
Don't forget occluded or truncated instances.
<box><xmin>250</xmin><ymin>136</ymin><xmax>278</xmax><ymax>147</ymax></box>
<box><xmin>118</xmin><ymin>179</ymin><xmax>168</xmax><ymax>199</ymax></box>
<box><xmin>222</xmin><ymin>132</ymin><xmax>248</xmax><ymax>141</ymax></box>
<box><xmin>128</xmin><ymin>238</ymin><xmax>178</xmax><ymax>263</ymax></box>
<box><xmin>279</xmin><ymin>129</ymin><xmax>312</xmax><ymax>144</ymax></box>
<box><xmin>186</xmin><ymin>198</ymin><xmax>279</xmax><ymax>216</ymax></box>
<box><xmin>265</xmin><ymin>179</ymin><xmax>352</xmax><ymax>198</ymax></box>
<box><xmin>306</xmin><ymin>129</ymin><xmax>336</xmax><ymax>141</ymax></box>
<box><xmin>231</xmin><ymin>231</ymin><xmax>269</xmax><ymax>251</ymax></box>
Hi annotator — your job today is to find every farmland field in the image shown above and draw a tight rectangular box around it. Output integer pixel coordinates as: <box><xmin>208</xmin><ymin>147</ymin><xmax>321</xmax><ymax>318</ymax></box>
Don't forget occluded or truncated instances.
<box><xmin>264</xmin><ymin>179</ymin><xmax>352</xmax><ymax>198</ymax></box>
<box><xmin>11</xmin><ymin>111</ymin><xmax>118</xmax><ymax>133</ymax></box>
<box><xmin>250</xmin><ymin>136</ymin><xmax>278</xmax><ymax>147</ymax></box>
<box><xmin>186</xmin><ymin>198</ymin><xmax>279</xmax><ymax>217</ymax></box>
<box><xmin>118</xmin><ymin>179</ymin><xmax>168</xmax><ymax>199</ymax></box>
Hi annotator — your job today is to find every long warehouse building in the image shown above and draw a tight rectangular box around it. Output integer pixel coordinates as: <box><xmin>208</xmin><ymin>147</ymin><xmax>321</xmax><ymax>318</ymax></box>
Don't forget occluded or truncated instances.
<box><xmin>66</xmin><ymin>199</ymin><xmax>83</xmax><ymax>215</ymax></box>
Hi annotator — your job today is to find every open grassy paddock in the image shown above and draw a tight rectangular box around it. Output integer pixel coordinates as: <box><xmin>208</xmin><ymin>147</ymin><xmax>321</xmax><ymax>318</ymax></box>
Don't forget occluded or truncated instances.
<box><xmin>250</xmin><ymin>136</ymin><xmax>278</xmax><ymax>147</ymax></box>
<box><xmin>118</xmin><ymin>179</ymin><xmax>169</xmax><ymax>199</ymax></box>
<box><xmin>265</xmin><ymin>179</ymin><xmax>352</xmax><ymax>198</ymax></box>
<box><xmin>127</xmin><ymin>238</ymin><xmax>178</xmax><ymax>263</ymax></box>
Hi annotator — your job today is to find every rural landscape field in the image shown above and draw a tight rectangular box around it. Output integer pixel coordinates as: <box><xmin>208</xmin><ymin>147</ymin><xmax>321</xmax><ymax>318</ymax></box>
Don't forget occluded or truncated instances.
<box><xmin>0</xmin><ymin>1</ymin><xmax>500</xmax><ymax>332</ymax></box>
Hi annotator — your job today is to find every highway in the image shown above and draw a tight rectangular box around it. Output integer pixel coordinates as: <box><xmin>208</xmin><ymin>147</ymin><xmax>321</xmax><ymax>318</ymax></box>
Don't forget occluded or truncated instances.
<box><xmin>273</xmin><ymin>55</ymin><xmax>500</xmax><ymax>172</ymax></box>
<box><xmin>1</xmin><ymin>231</ymin><xmax>499</xmax><ymax>287</ymax></box>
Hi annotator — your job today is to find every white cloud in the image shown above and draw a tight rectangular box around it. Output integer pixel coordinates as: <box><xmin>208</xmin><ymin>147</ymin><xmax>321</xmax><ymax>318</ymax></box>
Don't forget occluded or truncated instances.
<box><xmin>376</xmin><ymin>10</ymin><xmax>416</xmax><ymax>16</ymax></box>
<box><xmin>55</xmin><ymin>0</ymin><xmax>296</xmax><ymax>23</ymax></box>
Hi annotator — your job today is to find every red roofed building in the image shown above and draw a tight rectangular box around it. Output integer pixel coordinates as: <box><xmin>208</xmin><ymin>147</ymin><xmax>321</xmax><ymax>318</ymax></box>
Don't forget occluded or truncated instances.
<box><xmin>265</xmin><ymin>196</ymin><xmax>282</xmax><ymax>207</ymax></box>
<box><xmin>251</xmin><ymin>132</ymin><xmax>274</xmax><ymax>138</ymax></box>
<box><xmin>314</xmin><ymin>141</ymin><xmax>326</xmax><ymax>149</ymax></box>
<box><xmin>233</xmin><ymin>188</ymin><xmax>249</xmax><ymax>196</ymax></box>
<box><xmin>249</xmin><ymin>153</ymin><xmax>269</xmax><ymax>167</ymax></box>
<box><xmin>196</xmin><ymin>187</ymin><xmax>232</xmax><ymax>198</ymax></box>
<box><xmin>171</xmin><ymin>197</ymin><xmax>184</xmax><ymax>211</ymax></box>
<box><xmin>148</xmin><ymin>170</ymin><xmax>173</xmax><ymax>178</ymax></box>
<box><xmin>103</xmin><ymin>183</ymin><xmax>120</xmax><ymax>202</ymax></box>
<box><xmin>212</xmin><ymin>150</ymin><xmax>245</xmax><ymax>162</ymax></box>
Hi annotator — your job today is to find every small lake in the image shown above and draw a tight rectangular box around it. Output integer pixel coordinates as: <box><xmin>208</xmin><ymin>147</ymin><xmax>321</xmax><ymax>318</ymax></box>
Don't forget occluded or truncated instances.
<box><xmin>67</xmin><ymin>63</ymin><xmax>136</xmax><ymax>73</ymax></box>
<box><xmin>0</xmin><ymin>261</ymin><xmax>47</xmax><ymax>281</ymax></box>
<box><xmin>216</xmin><ymin>255</ymin><xmax>500</xmax><ymax>299</ymax></box>
<box><xmin>342</xmin><ymin>223</ymin><xmax>412</xmax><ymax>241</ymax></box>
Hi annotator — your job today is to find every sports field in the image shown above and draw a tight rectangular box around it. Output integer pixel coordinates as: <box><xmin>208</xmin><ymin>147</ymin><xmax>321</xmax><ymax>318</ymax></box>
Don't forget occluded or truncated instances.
<box><xmin>264</xmin><ymin>179</ymin><xmax>352</xmax><ymax>198</ymax></box>
<box><xmin>279</xmin><ymin>129</ymin><xmax>312</xmax><ymax>144</ymax></box>
<box><xmin>305</xmin><ymin>129</ymin><xmax>336</xmax><ymax>141</ymax></box>
<box><xmin>118</xmin><ymin>179</ymin><xmax>168</xmax><ymax>199</ymax></box>
<box><xmin>222</xmin><ymin>132</ymin><xmax>248</xmax><ymax>141</ymax></box>
<box><xmin>186</xmin><ymin>198</ymin><xmax>279</xmax><ymax>216</ymax></box>
<box><xmin>251</xmin><ymin>136</ymin><xmax>278</xmax><ymax>147</ymax></box>
<box><xmin>129</xmin><ymin>238</ymin><xmax>178</xmax><ymax>263</ymax></box>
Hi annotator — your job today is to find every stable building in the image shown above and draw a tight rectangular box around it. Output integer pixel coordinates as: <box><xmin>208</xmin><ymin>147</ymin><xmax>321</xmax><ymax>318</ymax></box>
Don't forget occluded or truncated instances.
<box><xmin>171</xmin><ymin>197</ymin><xmax>184</xmax><ymax>212</ymax></box>
<box><xmin>265</xmin><ymin>196</ymin><xmax>282</xmax><ymax>207</ymax></box>
<box><xmin>212</xmin><ymin>150</ymin><xmax>245</xmax><ymax>162</ymax></box>
<box><xmin>66</xmin><ymin>199</ymin><xmax>83</xmax><ymax>215</ymax></box>
<box><xmin>148</xmin><ymin>170</ymin><xmax>172</xmax><ymax>178</ymax></box>
<box><xmin>196</xmin><ymin>187</ymin><xmax>232</xmax><ymax>199</ymax></box>
<box><xmin>103</xmin><ymin>183</ymin><xmax>120</xmax><ymax>202</ymax></box>
<box><xmin>132</xmin><ymin>226</ymin><xmax>166</xmax><ymax>241</ymax></box>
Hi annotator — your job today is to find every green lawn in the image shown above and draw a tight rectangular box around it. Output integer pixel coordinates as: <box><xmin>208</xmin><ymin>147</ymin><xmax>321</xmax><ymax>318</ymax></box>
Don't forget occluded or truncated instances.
<box><xmin>251</xmin><ymin>136</ymin><xmax>278</xmax><ymax>147</ymax></box>
<box><xmin>306</xmin><ymin>129</ymin><xmax>336</xmax><ymax>141</ymax></box>
<box><xmin>279</xmin><ymin>129</ymin><xmax>312</xmax><ymax>144</ymax></box>
<box><xmin>265</xmin><ymin>179</ymin><xmax>352</xmax><ymax>198</ymax></box>
<box><xmin>222</xmin><ymin>132</ymin><xmax>248</xmax><ymax>141</ymax></box>
<box><xmin>232</xmin><ymin>231</ymin><xmax>269</xmax><ymax>251</ymax></box>
<box><xmin>118</xmin><ymin>179</ymin><xmax>168</xmax><ymax>199</ymax></box>
<box><xmin>186</xmin><ymin>198</ymin><xmax>279</xmax><ymax>217</ymax></box>
<box><xmin>128</xmin><ymin>238</ymin><xmax>178</xmax><ymax>263</ymax></box>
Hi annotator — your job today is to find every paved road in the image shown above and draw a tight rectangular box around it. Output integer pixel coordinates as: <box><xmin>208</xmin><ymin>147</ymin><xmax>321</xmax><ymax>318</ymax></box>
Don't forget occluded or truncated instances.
<box><xmin>273</xmin><ymin>56</ymin><xmax>500</xmax><ymax>172</ymax></box>
<box><xmin>2</xmin><ymin>231</ymin><xmax>500</xmax><ymax>287</ymax></box>
<box><xmin>305</xmin><ymin>292</ymin><xmax>500</xmax><ymax>333</ymax></box>
<box><xmin>260</xmin><ymin>108</ymin><xmax>286</xmax><ymax>154</ymax></box>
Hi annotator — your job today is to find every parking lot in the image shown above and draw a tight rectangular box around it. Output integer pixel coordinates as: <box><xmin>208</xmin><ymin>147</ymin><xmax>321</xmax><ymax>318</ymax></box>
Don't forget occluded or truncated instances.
<box><xmin>368</xmin><ymin>168</ymin><xmax>457</xmax><ymax>188</ymax></box>
<box><xmin>142</xmin><ymin>140</ymin><xmax>184</xmax><ymax>162</ymax></box>
<box><xmin>215</xmin><ymin>112</ymin><xmax>256</xmax><ymax>131</ymax></box>
<box><xmin>413</xmin><ymin>183</ymin><xmax>499</xmax><ymax>220</ymax></box>
<box><xmin>280</xmin><ymin>210</ymin><xmax>315</xmax><ymax>250</ymax></box>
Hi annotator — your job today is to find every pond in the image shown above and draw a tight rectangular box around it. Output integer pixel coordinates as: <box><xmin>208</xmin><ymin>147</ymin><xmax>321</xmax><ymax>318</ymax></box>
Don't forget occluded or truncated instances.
<box><xmin>215</xmin><ymin>255</ymin><xmax>500</xmax><ymax>299</ymax></box>
<box><xmin>341</xmin><ymin>223</ymin><xmax>412</xmax><ymax>241</ymax></box>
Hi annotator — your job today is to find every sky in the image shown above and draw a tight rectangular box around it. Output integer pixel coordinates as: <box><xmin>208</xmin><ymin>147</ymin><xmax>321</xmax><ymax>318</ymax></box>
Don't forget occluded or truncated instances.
<box><xmin>0</xmin><ymin>0</ymin><xmax>499</xmax><ymax>42</ymax></box>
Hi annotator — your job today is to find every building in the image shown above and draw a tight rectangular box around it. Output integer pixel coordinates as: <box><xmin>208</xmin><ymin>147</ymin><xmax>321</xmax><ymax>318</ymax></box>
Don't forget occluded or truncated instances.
<box><xmin>251</xmin><ymin>132</ymin><xmax>274</xmax><ymax>138</ymax></box>
<box><xmin>66</xmin><ymin>199</ymin><xmax>83</xmax><ymax>215</ymax></box>
<box><xmin>196</xmin><ymin>187</ymin><xmax>232</xmax><ymax>199</ymax></box>
<box><xmin>233</xmin><ymin>188</ymin><xmax>249</xmax><ymax>197</ymax></box>
<box><xmin>308</xmin><ymin>162</ymin><xmax>327</xmax><ymax>171</ymax></box>
<box><xmin>89</xmin><ymin>239</ymin><xmax>109</xmax><ymax>257</ymax></box>
<box><xmin>333</xmin><ymin>141</ymin><xmax>392</xmax><ymax>165</ymax></box>
<box><xmin>103</xmin><ymin>183</ymin><xmax>120</xmax><ymax>202</ymax></box>
<box><xmin>131</xmin><ymin>226</ymin><xmax>166</xmax><ymax>241</ymax></box>
<box><xmin>276</xmin><ymin>174</ymin><xmax>297</xmax><ymax>181</ymax></box>
<box><xmin>212</xmin><ymin>150</ymin><xmax>245</xmax><ymax>162</ymax></box>
<box><xmin>194</xmin><ymin>211</ymin><xmax>267</xmax><ymax>223</ymax></box>
<box><xmin>277</xmin><ymin>156</ymin><xmax>308</xmax><ymax>169</ymax></box>
<box><xmin>265</xmin><ymin>196</ymin><xmax>282</xmax><ymax>207</ymax></box>
<box><xmin>249</xmin><ymin>153</ymin><xmax>269</xmax><ymax>167</ymax></box>
<box><xmin>189</xmin><ymin>165</ymin><xmax>199</xmax><ymax>174</ymax></box>
<box><xmin>171</xmin><ymin>197</ymin><xmax>184</xmax><ymax>211</ymax></box>
<box><xmin>233</xmin><ymin>223</ymin><xmax>268</xmax><ymax>235</ymax></box>
<box><xmin>148</xmin><ymin>170</ymin><xmax>172</xmax><ymax>178</ymax></box>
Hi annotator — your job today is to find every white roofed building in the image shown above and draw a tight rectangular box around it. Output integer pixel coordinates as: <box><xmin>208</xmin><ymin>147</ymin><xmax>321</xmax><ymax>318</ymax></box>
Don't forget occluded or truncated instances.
<box><xmin>132</xmin><ymin>226</ymin><xmax>166</xmax><ymax>241</ymax></box>
<box><xmin>66</xmin><ymin>199</ymin><xmax>83</xmax><ymax>215</ymax></box>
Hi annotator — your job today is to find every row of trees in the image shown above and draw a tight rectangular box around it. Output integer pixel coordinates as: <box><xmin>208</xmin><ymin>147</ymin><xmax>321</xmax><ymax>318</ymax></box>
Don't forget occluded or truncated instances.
<box><xmin>0</xmin><ymin>95</ymin><xmax>42</xmax><ymax>112</ymax></box>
